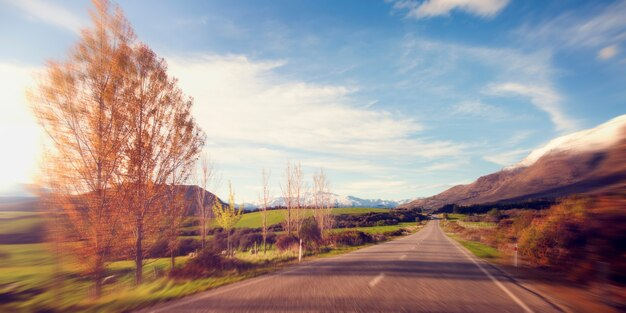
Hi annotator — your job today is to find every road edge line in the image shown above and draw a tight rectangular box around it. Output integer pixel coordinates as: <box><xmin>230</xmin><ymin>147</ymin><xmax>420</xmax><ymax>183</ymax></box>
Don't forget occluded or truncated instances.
<box><xmin>483</xmin><ymin>262</ymin><xmax>571</xmax><ymax>313</ymax></box>
<box><xmin>442</xmin><ymin>230</ymin><xmax>534</xmax><ymax>313</ymax></box>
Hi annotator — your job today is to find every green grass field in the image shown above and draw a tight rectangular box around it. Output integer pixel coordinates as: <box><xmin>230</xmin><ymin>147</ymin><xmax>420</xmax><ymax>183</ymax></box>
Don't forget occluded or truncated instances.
<box><xmin>0</xmin><ymin>208</ymin><xmax>389</xmax><ymax>235</ymax></box>
<box><xmin>443</xmin><ymin>213</ymin><xmax>465</xmax><ymax>221</ymax></box>
<box><xmin>0</xmin><ymin>211</ymin><xmax>40</xmax><ymax>218</ymax></box>
<box><xmin>456</xmin><ymin>221</ymin><xmax>497</xmax><ymax>229</ymax></box>
<box><xmin>0</xmin><ymin>211</ymin><xmax>43</xmax><ymax>234</ymax></box>
<box><xmin>230</xmin><ymin>207</ymin><xmax>389</xmax><ymax>229</ymax></box>
<box><xmin>331</xmin><ymin>222</ymin><xmax>417</xmax><ymax>234</ymax></box>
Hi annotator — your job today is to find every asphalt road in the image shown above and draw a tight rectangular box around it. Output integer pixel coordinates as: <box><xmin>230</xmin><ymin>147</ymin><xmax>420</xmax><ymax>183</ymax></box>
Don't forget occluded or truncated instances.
<box><xmin>142</xmin><ymin>220</ymin><xmax>562</xmax><ymax>312</ymax></box>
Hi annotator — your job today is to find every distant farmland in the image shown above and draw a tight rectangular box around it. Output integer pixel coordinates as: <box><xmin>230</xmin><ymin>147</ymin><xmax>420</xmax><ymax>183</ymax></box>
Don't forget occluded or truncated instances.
<box><xmin>231</xmin><ymin>208</ymin><xmax>389</xmax><ymax>229</ymax></box>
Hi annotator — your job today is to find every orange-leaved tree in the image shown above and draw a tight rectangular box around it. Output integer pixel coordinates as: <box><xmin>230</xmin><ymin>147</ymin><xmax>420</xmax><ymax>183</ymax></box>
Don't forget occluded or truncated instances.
<box><xmin>29</xmin><ymin>0</ymin><xmax>135</xmax><ymax>297</ymax></box>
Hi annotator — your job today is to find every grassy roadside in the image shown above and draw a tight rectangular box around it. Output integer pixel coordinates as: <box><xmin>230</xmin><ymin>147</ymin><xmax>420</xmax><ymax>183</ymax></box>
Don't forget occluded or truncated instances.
<box><xmin>440</xmin><ymin>218</ymin><xmax>501</xmax><ymax>260</ymax></box>
<box><xmin>446</xmin><ymin>233</ymin><xmax>500</xmax><ymax>259</ymax></box>
<box><xmin>1</xmin><ymin>221</ymin><xmax>425</xmax><ymax>313</ymax></box>
<box><xmin>440</xmin><ymin>218</ymin><xmax>623</xmax><ymax>313</ymax></box>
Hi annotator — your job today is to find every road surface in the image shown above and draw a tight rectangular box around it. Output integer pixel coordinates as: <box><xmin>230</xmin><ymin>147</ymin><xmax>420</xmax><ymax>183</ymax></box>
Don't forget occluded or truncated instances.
<box><xmin>142</xmin><ymin>220</ymin><xmax>562</xmax><ymax>312</ymax></box>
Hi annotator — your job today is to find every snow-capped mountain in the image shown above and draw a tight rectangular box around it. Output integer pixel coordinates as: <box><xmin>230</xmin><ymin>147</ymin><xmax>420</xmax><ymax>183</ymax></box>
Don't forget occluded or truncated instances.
<box><xmin>401</xmin><ymin>114</ymin><xmax>626</xmax><ymax>211</ymax></box>
<box><xmin>245</xmin><ymin>192</ymin><xmax>407</xmax><ymax>209</ymax></box>
<box><xmin>509</xmin><ymin>115</ymin><xmax>626</xmax><ymax>169</ymax></box>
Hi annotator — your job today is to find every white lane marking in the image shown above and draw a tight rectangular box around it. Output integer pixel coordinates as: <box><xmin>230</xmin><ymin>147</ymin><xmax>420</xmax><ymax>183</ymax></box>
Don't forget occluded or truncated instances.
<box><xmin>399</xmin><ymin>254</ymin><xmax>407</xmax><ymax>260</ymax></box>
<box><xmin>443</xmin><ymin>227</ymin><xmax>534</xmax><ymax>313</ymax></box>
<box><xmin>369</xmin><ymin>273</ymin><xmax>385</xmax><ymax>287</ymax></box>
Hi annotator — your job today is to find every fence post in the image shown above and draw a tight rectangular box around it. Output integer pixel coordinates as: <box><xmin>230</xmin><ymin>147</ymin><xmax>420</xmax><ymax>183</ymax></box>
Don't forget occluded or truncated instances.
<box><xmin>514</xmin><ymin>243</ymin><xmax>518</xmax><ymax>267</ymax></box>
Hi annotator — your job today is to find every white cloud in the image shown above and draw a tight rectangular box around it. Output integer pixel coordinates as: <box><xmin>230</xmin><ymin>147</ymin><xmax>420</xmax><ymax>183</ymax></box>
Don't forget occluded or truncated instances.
<box><xmin>487</xmin><ymin>82</ymin><xmax>578</xmax><ymax>132</ymax></box>
<box><xmin>6</xmin><ymin>0</ymin><xmax>84</xmax><ymax>34</ymax></box>
<box><xmin>393</xmin><ymin>0</ymin><xmax>509</xmax><ymax>19</ymax></box>
<box><xmin>165</xmin><ymin>54</ymin><xmax>466</xmax><ymax>199</ymax></box>
<box><xmin>598</xmin><ymin>45</ymin><xmax>619</xmax><ymax>60</ymax></box>
<box><xmin>167</xmin><ymin>54</ymin><xmax>460</xmax><ymax>159</ymax></box>
<box><xmin>483</xmin><ymin>149</ymin><xmax>529</xmax><ymax>166</ymax></box>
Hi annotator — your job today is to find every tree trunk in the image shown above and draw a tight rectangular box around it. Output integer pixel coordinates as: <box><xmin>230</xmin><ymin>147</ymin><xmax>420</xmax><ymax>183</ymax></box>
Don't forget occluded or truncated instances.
<box><xmin>170</xmin><ymin>249</ymin><xmax>175</xmax><ymax>273</ymax></box>
<box><xmin>227</xmin><ymin>232</ymin><xmax>231</xmax><ymax>257</ymax></box>
<box><xmin>287</xmin><ymin>209</ymin><xmax>291</xmax><ymax>234</ymax></box>
<box><xmin>201</xmin><ymin>203</ymin><xmax>206</xmax><ymax>249</ymax></box>
<box><xmin>135</xmin><ymin>220</ymin><xmax>143</xmax><ymax>284</ymax></box>
<box><xmin>94</xmin><ymin>255</ymin><xmax>103</xmax><ymax>298</ymax></box>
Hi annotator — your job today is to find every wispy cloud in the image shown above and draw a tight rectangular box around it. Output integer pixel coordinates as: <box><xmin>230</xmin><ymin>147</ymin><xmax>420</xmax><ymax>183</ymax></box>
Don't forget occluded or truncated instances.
<box><xmin>399</xmin><ymin>36</ymin><xmax>573</xmax><ymax>131</ymax></box>
<box><xmin>392</xmin><ymin>0</ymin><xmax>509</xmax><ymax>19</ymax></box>
<box><xmin>452</xmin><ymin>100</ymin><xmax>507</xmax><ymax>120</ymax></box>
<box><xmin>483</xmin><ymin>149</ymin><xmax>529</xmax><ymax>166</ymax></box>
<box><xmin>517</xmin><ymin>0</ymin><xmax>626</xmax><ymax>59</ymax></box>
<box><xmin>5</xmin><ymin>0</ymin><xmax>84</xmax><ymax>34</ymax></box>
<box><xmin>422</xmin><ymin>159</ymin><xmax>468</xmax><ymax>171</ymax></box>
<box><xmin>487</xmin><ymin>82</ymin><xmax>578</xmax><ymax>132</ymax></box>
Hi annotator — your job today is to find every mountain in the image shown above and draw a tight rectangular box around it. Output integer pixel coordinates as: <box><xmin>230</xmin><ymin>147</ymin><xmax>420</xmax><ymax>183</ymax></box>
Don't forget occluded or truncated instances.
<box><xmin>0</xmin><ymin>185</ymin><xmax>224</xmax><ymax>216</ymax></box>
<box><xmin>401</xmin><ymin>115</ymin><xmax>626</xmax><ymax>212</ymax></box>
<box><xmin>245</xmin><ymin>192</ymin><xmax>406</xmax><ymax>210</ymax></box>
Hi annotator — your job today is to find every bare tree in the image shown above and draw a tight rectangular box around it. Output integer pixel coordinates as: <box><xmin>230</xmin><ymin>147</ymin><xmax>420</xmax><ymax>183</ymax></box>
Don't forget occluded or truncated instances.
<box><xmin>281</xmin><ymin>162</ymin><xmax>293</xmax><ymax>234</ymax></box>
<box><xmin>196</xmin><ymin>154</ymin><xmax>215</xmax><ymax>249</ymax></box>
<box><xmin>260</xmin><ymin>168</ymin><xmax>271</xmax><ymax>254</ymax></box>
<box><xmin>213</xmin><ymin>182</ymin><xmax>243</xmax><ymax>257</ymax></box>
<box><xmin>292</xmin><ymin>163</ymin><xmax>304</xmax><ymax>234</ymax></box>
<box><xmin>313</xmin><ymin>168</ymin><xmax>333</xmax><ymax>238</ymax></box>
<box><xmin>29</xmin><ymin>0</ymin><xmax>134</xmax><ymax>297</ymax></box>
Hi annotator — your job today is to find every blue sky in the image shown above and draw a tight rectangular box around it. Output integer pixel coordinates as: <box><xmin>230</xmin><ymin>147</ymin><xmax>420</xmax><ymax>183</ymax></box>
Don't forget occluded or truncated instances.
<box><xmin>1</xmin><ymin>0</ymin><xmax>625</xmax><ymax>202</ymax></box>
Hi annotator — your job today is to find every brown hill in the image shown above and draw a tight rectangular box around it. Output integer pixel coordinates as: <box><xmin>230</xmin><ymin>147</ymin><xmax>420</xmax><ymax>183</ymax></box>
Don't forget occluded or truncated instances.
<box><xmin>401</xmin><ymin>122</ymin><xmax>626</xmax><ymax>212</ymax></box>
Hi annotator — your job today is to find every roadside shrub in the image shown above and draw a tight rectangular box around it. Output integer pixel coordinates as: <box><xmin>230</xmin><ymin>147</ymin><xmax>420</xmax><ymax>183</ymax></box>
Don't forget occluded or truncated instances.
<box><xmin>207</xmin><ymin>227</ymin><xmax>224</xmax><ymax>235</ymax></box>
<box><xmin>177</xmin><ymin>238</ymin><xmax>201</xmax><ymax>256</ymax></box>
<box><xmin>238</xmin><ymin>232</ymin><xmax>263</xmax><ymax>251</ymax></box>
<box><xmin>518</xmin><ymin>198</ymin><xmax>588</xmax><ymax>268</ymax></box>
<box><xmin>148</xmin><ymin>237</ymin><xmax>200</xmax><ymax>258</ymax></box>
<box><xmin>170</xmin><ymin>248</ymin><xmax>251</xmax><ymax>279</ymax></box>
<box><xmin>178</xmin><ymin>229</ymin><xmax>198</xmax><ymax>236</ymax></box>
<box><xmin>268</xmin><ymin>223</ymin><xmax>283</xmax><ymax>232</ymax></box>
<box><xmin>148</xmin><ymin>238</ymin><xmax>169</xmax><ymax>257</ymax></box>
<box><xmin>382</xmin><ymin>229</ymin><xmax>404</xmax><ymax>237</ymax></box>
<box><xmin>275</xmin><ymin>234</ymin><xmax>299</xmax><ymax>252</ymax></box>
<box><xmin>265</xmin><ymin>232</ymin><xmax>277</xmax><ymax>245</ymax></box>
<box><xmin>299</xmin><ymin>217</ymin><xmax>322</xmax><ymax>250</ymax></box>
<box><xmin>371</xmin><ymin>234</ymin><xmax>387</xmax><ymax>242</ymax></box>
<box><xmin>486</xmin><ymin>208</ymin><xmax>502</xmax><ymax>222</ymax></box>
<box><xmin>328</xmin><ymin>230</ymin><xmax>372</xmax><ymax>246</ymax></box>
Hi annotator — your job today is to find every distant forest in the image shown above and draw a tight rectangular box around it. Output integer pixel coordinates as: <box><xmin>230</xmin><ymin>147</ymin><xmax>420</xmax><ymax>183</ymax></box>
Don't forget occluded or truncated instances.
<box><xmin>434</xmin><ymin>199</ymin><xmax>557</xmax><ymax>214</ymax></box>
